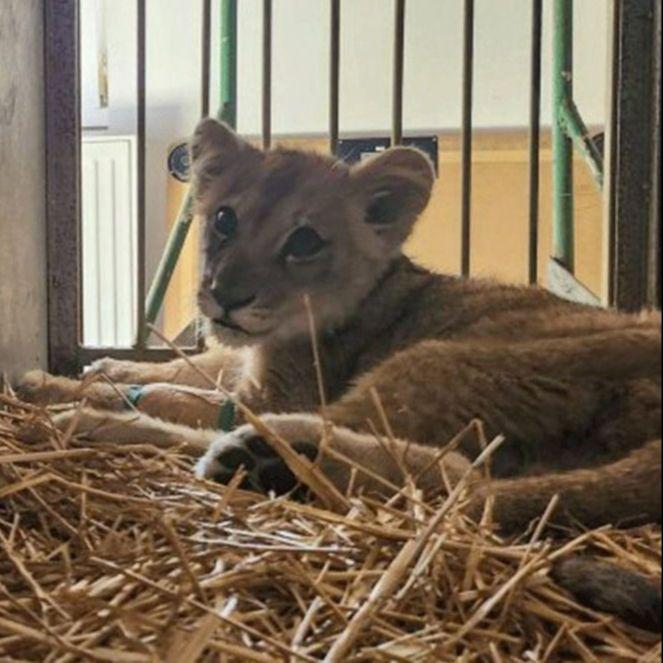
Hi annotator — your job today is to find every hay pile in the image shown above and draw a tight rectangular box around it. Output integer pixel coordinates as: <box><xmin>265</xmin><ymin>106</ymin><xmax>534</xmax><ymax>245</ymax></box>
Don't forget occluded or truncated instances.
<box><xmin>0</xmin><ymin>393</ymin><xmax>660</xmax><ymax>662</ymax></box>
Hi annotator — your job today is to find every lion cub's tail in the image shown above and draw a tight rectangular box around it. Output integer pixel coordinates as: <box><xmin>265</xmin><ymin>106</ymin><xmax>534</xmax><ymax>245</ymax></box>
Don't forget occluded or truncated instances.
<box><xmin>552</xmin><ymin>557</ymin><xmax>662</xmax><ymax>632</ymax></box>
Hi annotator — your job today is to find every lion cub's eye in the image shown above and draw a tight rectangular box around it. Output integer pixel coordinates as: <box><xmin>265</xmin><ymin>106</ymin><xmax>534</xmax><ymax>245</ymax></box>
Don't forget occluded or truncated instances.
<box><xmin>213</xmin><ymin>206</ymin><xmax>238</xmax><ymax>240</ymax></box>
<box><xmin>283</xmin><ymin>227</ymin><xmax>326</xmax><ymax>262</ymax></box>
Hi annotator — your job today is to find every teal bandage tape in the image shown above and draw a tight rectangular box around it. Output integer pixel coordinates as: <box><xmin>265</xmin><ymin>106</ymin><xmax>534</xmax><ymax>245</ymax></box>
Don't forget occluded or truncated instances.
<box><xmin>217</xmin><ymin>400</ymin><xmax>237</xmax><ymax>432</ymax></box>
<box><xmin>124</xmin><ymin>385</ymin><xmax>235</xmax><ymax>430</ymax></box>
<box><xmin>125</xmin><ymin>385</ymin><xmax>145</xmax><ymax>410</ymax></box>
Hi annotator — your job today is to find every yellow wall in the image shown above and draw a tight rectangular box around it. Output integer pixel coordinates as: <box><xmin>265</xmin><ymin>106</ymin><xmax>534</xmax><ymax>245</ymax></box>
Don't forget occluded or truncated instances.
<box><xmin>164</xmin><ymin>131</ymin><xmax>603</xmax><ymax>337</ymax></box>
<box><xmin>164</xmin><ymin>178</ymin><xmax>201</xmax><ymax>340</ymax></box>
<box><xmin>408</xmin><ymin>131</ymin><xmax>603</xmax><ymax>292</ymax></box>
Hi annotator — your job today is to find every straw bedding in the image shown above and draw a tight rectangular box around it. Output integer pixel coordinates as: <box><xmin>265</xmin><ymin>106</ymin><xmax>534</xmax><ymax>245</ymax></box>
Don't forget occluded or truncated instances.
<box><xmin>0</xmin><ymin>391</ymin><xmax>660</xmax><ymax>662</ymax></box>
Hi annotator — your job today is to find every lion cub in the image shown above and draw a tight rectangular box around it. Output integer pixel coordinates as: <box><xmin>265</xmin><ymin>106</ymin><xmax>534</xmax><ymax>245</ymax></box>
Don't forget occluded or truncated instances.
<box><xmin>19</xmin><ymin>119</ymin><xmax>662</xmax><ymax>630</ymax></box>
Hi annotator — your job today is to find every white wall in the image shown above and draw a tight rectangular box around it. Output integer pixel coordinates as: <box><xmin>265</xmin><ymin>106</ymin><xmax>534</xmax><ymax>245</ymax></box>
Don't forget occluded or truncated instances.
<box><xmin>232</xmin><ymin>0</ymin><xmax>608</xmax><ymax>135</ymax></box>
<box><xmin>81</xmin><ymin>0</ymin><xmax>109</xmax><ymax>127</ymax></box>
<box><xmin>82</xmin><ymin>0</ymin><xmax>204</xmax><ymax>285</ymax></box>
<box><xmin>80</xmin><ymin>0</ymin><xmax>608</xmax><ymax>306</ymax></box>
<box><xmin>86</xmin><ymin>0</ymin><xmax>610</xmax><ymax>147</ymax></box>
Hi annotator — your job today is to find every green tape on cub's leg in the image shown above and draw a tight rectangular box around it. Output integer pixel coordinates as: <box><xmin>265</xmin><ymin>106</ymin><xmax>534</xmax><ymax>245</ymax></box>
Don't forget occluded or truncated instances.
<box><xmin>124</xmin><ymin>385</ymin><xmax>236</xmax><ymax>431</ymax></box>
<box><xmin>125</xmin><ymin>385</ymin><xmax>145</xmax><ymax>410</ymax></box>
<box><xmin>218</xmin><ymin>399</ymin><xmax>237</xmax><ymax>432</ymax></box>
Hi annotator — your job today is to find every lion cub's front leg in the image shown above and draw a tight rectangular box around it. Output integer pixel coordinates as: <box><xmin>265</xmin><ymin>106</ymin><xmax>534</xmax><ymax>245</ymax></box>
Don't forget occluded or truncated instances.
<box><xmin>88</xmin><ymin>346</ymin><xmax>248</xmax><ymax>389</ymax></box>
<box><xmin>24</xmin><ymin>407</ymin><xmax>216</xmax><ymax>456</ymax></box>
<box><xmin>16</xmin><ymin>370</ymin><xmax>230</xmax><ymax>429</ymax></box>
<box><xmin>16</xmin><ymin>346</ymin><xmax>248</xmax><ymax>409</ymax></box>
<box><xmin>195</xmin><ymin>413</ymin><xmax>473</xmax><ymax>497</ymax></box>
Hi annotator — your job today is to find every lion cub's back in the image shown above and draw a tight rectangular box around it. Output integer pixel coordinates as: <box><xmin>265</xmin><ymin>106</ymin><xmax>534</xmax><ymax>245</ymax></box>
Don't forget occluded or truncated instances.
<box><xmin>421</xmin><ymin>276</ymin><xmax>661</xmax><ymax>346</ymax></box>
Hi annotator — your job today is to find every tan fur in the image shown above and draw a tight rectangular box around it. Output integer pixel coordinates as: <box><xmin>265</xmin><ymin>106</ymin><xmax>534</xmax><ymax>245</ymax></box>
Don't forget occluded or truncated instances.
<box><xmin>18</xmin><ymin>119</ymin><xmax>662</xmax><ymax>630</ymax></box>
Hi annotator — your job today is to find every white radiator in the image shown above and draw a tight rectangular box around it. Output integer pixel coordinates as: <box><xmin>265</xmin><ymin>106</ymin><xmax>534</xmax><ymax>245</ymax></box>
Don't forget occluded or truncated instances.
<box><xmin>81</xmin><ymin>135</ymin><xmax>137</xmax><ymax>347</ymax></box>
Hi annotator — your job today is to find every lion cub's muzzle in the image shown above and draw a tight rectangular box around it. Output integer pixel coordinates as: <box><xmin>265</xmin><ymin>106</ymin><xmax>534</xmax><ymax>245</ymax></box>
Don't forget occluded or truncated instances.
<box><xmin>198</xmin><ymin>287</ymin><xmax>277</xmax><ymax>340</ymax></box>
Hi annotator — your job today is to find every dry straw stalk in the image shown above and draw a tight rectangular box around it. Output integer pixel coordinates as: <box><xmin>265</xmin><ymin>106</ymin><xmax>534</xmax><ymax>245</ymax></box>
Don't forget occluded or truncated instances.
<box><xmin>0</xmin><ymin>390</ymin><xmax>660</xmax><ymax>661</ymax></box>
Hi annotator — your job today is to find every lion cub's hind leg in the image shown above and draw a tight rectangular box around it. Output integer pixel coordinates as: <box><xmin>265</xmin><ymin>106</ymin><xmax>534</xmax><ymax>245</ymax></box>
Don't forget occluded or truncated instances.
<box><xmin>468</xmin><ymin>439</ymin><xmax>662</xmax><ymax>532</ymax></box>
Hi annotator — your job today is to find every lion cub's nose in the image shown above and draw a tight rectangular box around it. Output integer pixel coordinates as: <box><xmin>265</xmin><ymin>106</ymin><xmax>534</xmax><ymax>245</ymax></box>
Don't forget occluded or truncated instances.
<box><xmin>211</xmin><ymin>287</ymin><xmax>256</xmax><ymax>314</ymax></box>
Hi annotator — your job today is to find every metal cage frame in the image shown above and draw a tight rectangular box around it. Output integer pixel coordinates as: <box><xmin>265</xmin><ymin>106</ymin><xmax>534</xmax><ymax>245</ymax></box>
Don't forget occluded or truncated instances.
<box><xmin>44</xmin><ymin>0</ymin><xmax>661</xmax><ymax>375</ymax></box>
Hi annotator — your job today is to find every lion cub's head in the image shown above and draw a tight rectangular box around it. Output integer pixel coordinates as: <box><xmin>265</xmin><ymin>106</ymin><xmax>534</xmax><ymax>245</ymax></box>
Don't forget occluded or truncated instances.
<box><xmin>191</xmin><ymin>118</ymin><xmax>434</xmax><ymax>346</ymax></box>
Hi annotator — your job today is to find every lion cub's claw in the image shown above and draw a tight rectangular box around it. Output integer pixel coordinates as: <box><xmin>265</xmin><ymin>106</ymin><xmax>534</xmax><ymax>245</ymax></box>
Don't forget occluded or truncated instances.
<box><xmin>195</xmin><ymin>426</ymin><xmax>317</xmax><ymax>496</ymax></box>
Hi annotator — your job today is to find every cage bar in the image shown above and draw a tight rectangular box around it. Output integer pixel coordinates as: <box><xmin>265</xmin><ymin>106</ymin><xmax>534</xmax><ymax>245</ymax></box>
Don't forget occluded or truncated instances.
<box><xmin>329</xmin><ymin>0</ymin><xmax>341</xmax><ymax>155</ymax></box>
<box><xmin>604</xmin><ymin>0</ymin><xmax>658</xmax><ymax>311</ymax></box>
<box><xmin>648</xmin><ymin>0</ymin><xmax>661</xmax><ymax>309</ymax></box>
<box><xmin>262</xmin><ymin>0</ymin><xmax>273</xmax><ymax>150</ymax></box>
<box><xmin>135</xmin><ymin>0</ymin><xmax>147</xmax><ymax>348</ymax></box>
<box><xmin>45</xmin><ymin>0</ymin><xmax>662</xmax><ymax>372</ymax></box>
<box><xmin>144</xmin><ymin>199</ymin><xmax>196</xmax><ymax>333</ymax></box>
<box><xmin>45</xmin><ymin>0</ymin><xmax>81</xmax><ymax>375</ymax></box>
<box><xmin>552</xmin><ymin>0</ymin><xmax>574</xmax><ymax>274</ymax></box>
<box><xmin>392</xmin><ymin>0</ymin><xmax>406</xmax><ymax>147</ymax></box>
<box><xmin>460</xmin><ymin>0</ymin><xmax>474</xmax><ymax>277</ymax></box>
<box><xmin>220</xmin><ymin>0</ymin><xmax>238</xmax><ymax>128</ymax></box>
<box><xmin>559</xmin><ymin>99</ymin><xmax>603</xmax><ymax>189</ymax></box>
<box><xmin>527</xmin><ymin>0</ymin><xmax>542</xmax><ymax>286</ymax></box>
<box><xmin>201</xmin><ymin>0</ymin><xmax>212</xmax><ymax>117</ymax></box>
<box><xmin>605</xmin><ymin>1</ymin><xmax>624</xmax><ymax>309</ymax></box>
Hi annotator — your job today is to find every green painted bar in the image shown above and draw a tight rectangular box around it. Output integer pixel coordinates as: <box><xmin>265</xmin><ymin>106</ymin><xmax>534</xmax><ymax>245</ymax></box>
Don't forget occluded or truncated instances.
<box><xmin>219</xmin><ymin>0</ymin><xmax>238</xmax><ymax>128</ymax></box>
<box><xmin>144</xmin><ymin>195</ymin><xmax>195</xmax><ymax>327</ymax></box>
<box><xmin>144</xmin><ymin>0</ymin><xmax>238</xmax><ymax>331</ymax></box>
<box><xmin>559</xmin><ymin>98</ymin><xmax>604</xmax><ymax>190</ymax></box>
<box><xmin>552</xmin><ymin>0</ymin><xmax>575</xmax><ymax>273</ymax></box>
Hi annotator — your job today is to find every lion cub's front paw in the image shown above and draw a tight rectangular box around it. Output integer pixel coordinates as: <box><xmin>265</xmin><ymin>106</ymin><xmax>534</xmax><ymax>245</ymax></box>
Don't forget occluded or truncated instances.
<box><xmin>16</xmin><ymin>408</ymin><xmax>91</xmax><ymax>443</ymax></box>
<box><xmin>15</xmin><ymin>370</ymin><xmax>51</xmax><ymax>404</ymax></box>
<box><xmin>15</xmin><ymin>370</ymin><xmax>80</xmax><ymax>406</ymax></box>
<box><xmin>195</xmin><ymin>423</ymin><xmax>318</xmax><ymax>496</ymax></box>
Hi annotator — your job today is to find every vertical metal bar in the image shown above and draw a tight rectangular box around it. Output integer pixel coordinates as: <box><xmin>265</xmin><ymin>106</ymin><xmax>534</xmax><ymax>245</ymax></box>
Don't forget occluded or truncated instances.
<box><xmin>329</xmin><ymin>0</ymin><xmax>341</xmax><ymax>155</ymax></box>
<box><xmin>648</xmin><ymin>0</ymin><xmax>661</xmax><ymax>309</ymax></box>
<box><xmin>528</xmin><ymin>0</ymin><xmax>543</xmax><ymax>285</ymax></box>
<box><xmin>262</xmin><ymin>0</ymin><xmax>273</xmax><ymax>149</ymax></box>
<box><xmin>134</xmin><ymin>0</ymin><xmax>147</xmax><ymax>348</ymax></box>
<box><xmin>460</xmin><ymin>0</ymin><xmax>474</xmax><ymax>277</ymax></box>
<box><xmin>606</xmin><ymin>0</ymin><xmax>657</xmax><ymax>312</ymax></box>
<box><xmin>201</xmin><ymin>0</ymin><xmax>212</xmax><ymax>117</ymax></box>
<box><xmin>602</xmin><ymin>0</ymin><xmax>620</xmax><ymax>307</ymax></box>
<box><xmin>197</xmin><ymin>0</ymin><xmax>213</xmax><ymax>350</ymax></box>
<box><xmin>220</xmin><ymin>0</ymin><xmax>238</xmax><ymax>128</ymax></box>
<box><xmin>45</xmin><ymin>0</ymin><xmax>82</xmax><ymax>375</ymax></box>
<box><xmin>392</xmin><ymin>0</ymin><xmax>406</xmax><ymax>147</ymax></box>
<box><xmin>552</xmin><ymin>0</ymin><xmax>574</xmax><ymax>273</ymax></box>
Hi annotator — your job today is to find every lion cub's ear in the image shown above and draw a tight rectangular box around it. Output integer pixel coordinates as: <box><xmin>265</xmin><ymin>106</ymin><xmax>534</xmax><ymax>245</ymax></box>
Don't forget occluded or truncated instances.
<box><xmin>351</xmin><ymin>147</ymin><xmax>435</xmax><ymax>248</ymax></box>
<box><xmin>190</xmin><ymin>118</ymin><xmax>261</xmax><ymax>191</ymax></box>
